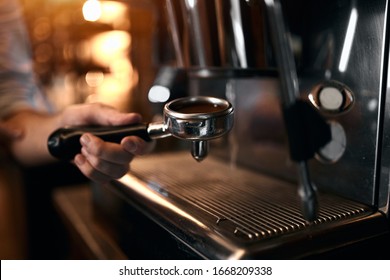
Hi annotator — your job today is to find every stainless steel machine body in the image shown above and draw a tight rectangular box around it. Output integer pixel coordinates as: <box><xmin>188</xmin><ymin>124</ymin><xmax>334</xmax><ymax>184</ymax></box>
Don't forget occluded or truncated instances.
<box><xmin>92</xmin><ymin>0</ymin><xmax>390</xmax><ymax>259</ymax></box>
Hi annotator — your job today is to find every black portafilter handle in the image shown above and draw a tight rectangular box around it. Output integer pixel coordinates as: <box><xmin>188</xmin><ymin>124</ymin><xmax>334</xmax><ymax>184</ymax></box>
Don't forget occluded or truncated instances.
<box><xmin>47</xmin><ymin>123</ymin><xmax>152</xmax><ymax>161</ymax></box>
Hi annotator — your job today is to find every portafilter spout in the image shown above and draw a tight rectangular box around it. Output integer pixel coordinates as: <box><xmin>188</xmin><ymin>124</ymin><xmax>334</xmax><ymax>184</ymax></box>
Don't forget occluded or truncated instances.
<box><xmin>47</xmin><ymin>96</ymin><xmax>234</xmax><ymax>162</ymax></box>
<box><xmin>163</xmin><ymin>96</ymin><xmax>234</xmax><ymax>161</ymax></box>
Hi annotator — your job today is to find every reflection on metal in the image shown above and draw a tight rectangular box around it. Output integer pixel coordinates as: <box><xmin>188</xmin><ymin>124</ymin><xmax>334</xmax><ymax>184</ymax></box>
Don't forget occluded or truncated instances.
<box><xmin>118</xmin><ymin>171</ymin><xmax>247</xmax><ymax>260</ymax></box>
<box><xmin>191</xmin><ymin>140</ymin><xmax>209</xmax><ymax>161</ymax></box>
<box><xmin>183</xmin><ymin>0</ymin><xmax>209</xmax><ymax>66</ymax></box>
<box><xmin>264</xmin><ymin>0</ymin><xmax>319</xmax><ymax>222</ymax></box>
<box><xmin>230</xmin><ymin>0</ymin><xmax>248</xmax><ymax>67</ymax></box>
<box><xmin>166</xmin><ymin>0</ymin><xmax>185</xmax><ymax>67</ymax></box>
<box><xmin>148</xmin><ymin>85</ymin><xmax>171</xmax><ymax>103</ymax></box>
<box><xmin>339</xmin><ymin>7</ymin><xmax>358</xmax><ymax>72</ymax></box>
<box><xmin>165</xmin><ymin>0</ymin><xmax>267</xmax><ymax>68</ymax></box>
<box><xmin>316</xmin><ymin>121</ymin><xmax>347</xmax><ymax>164</ymax></box>
<box><xmin>164</xmin><ymin>96</ymin><xmax>234</xmax><ymax>141</ymax></box>
<box><xmin>148</xmin><ymin>67</ymin><xmax>189</xmax><ymax>103</ymax></box>
<box><xmin>107</xmin><ymin>153</ymin><xmax>380</xmax><ymax>259</ymax></box>
<box><xmin>161</xmin><ymin>0</ymin><xmax>388</xmax><ymax>210</ymax></box>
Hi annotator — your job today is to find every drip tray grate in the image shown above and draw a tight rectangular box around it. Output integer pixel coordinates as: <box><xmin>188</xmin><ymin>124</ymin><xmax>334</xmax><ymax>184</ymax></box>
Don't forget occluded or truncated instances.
<box><xmin>128</xmin><ymin>152</ymin><xmax>371</xmax><ymax>242</ymax></box>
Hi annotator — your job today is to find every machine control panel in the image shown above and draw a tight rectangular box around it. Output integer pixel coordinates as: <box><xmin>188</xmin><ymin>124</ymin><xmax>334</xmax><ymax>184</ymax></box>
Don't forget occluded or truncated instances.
<box><xmin>308</xmin><ymin>80</ymin><xmax>354</xmax><ymax>114</ymax></box>
<box><xmin>308</xmin><ymin>80</ymin><xmax>354</xmax><ymax>163</ymax></box>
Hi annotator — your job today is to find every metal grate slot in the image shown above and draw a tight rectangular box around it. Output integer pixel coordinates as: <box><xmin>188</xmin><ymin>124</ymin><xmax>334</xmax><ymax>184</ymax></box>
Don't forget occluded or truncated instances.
<box><xmin>130</xmin><ymin>153</ymin><xmax>372</xmax><ymax>242</ymax></box>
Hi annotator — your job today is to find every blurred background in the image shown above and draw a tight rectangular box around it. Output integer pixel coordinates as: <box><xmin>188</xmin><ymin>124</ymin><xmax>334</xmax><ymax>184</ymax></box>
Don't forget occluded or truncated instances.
<box><xmin>0</xmin><ymin>0</ymin><xmax>172</xmax><ymax>259</ymax></box>
<box><xmin>21</xmin><ymin>0</ymin><xmax>169</xmax><ymax>116</ymax></box>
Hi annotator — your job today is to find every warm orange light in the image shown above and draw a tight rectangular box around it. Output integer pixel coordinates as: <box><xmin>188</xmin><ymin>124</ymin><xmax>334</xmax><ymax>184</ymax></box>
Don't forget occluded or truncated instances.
<box><xmin>99</xmin><ymin>1</ymin><xmax>128</xmax><ymax>27</ymax></box>
<box><xmin>85</xmin><ymin>71</ymin><xmax>104</xmax><ymax>87</ymax></box>
<box><xmin>83</xmin><ymin>0</ymin><xmax>128</xmax><ymax>27</ymax></box>
<box><xmin>82</xmin><ymin>31</ymin><xmax>135</xmax><ymax>110</ymax></box>
<box><xmin>80</xmin><ymin>1</ymin><xmax>135</xmax><ymax>110</ymax></box>
<box><xmin>89</xmin><ymin>31</ymin><xmax>131</xmax><ymax>66</ymax></box>
<box><xmin>82</xmin><ymin>0</ymin><xmax>102</xmax><ymax>22</ymax></box>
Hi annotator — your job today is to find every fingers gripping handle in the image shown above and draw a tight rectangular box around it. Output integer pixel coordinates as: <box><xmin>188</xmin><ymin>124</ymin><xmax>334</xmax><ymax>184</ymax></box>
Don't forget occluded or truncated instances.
<box><xmin>47</xmin><ymin>123</ymin><xmax>151</xmax><ymax>161</ymax></box>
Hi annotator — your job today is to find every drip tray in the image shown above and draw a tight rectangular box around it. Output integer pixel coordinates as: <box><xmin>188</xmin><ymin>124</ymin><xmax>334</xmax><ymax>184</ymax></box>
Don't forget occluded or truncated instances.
<box><xmin>92</xmin><ymin>152</ymin><xmax>389</xmax><ymax>259</ymax></box>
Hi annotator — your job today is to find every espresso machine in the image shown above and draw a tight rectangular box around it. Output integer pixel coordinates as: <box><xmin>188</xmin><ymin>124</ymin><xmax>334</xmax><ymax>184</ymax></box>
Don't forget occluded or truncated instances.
<box><xmin>77</xmin><ymin>0</ymin><xmax>390</xmax><ymax>259</ymax></box>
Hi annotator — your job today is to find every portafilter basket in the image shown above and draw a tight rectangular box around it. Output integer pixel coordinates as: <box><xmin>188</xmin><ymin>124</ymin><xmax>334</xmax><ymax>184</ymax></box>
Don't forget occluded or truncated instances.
<box><xmin>48</xmin><ymin>96</ymin><xmax>234</xmax><ymax>161</ymax></box>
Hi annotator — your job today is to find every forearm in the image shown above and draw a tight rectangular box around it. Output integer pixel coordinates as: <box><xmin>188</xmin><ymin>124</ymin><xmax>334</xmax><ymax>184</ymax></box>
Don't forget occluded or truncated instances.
<box><xmin>4</xmin><ymin>110</ymin><xmax>61</xmax><ymax>165</ymax></box>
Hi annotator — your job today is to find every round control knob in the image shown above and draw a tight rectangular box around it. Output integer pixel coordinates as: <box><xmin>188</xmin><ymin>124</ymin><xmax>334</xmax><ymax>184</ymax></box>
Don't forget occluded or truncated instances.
<box><xmin>309</xmin><ymin>80</ymin><xmax>354</xmax><ymax>114</ymax></box>
<box><xmin>318</xmin><ymin>87</ymin><xmax>344</xmax><ymax>111</ymax></box>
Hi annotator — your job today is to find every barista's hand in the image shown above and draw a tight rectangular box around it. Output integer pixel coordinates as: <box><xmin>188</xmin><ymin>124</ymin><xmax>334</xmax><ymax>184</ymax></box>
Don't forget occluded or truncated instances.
<box><xmin>59</xmin><ymin>103</ymin><xmax>151</xmax><ymax>183</ymax></box>
<box><xmin>0</xmin><ymin>122</ymin><xmax>23</xmax><ymax>143</ymax></box>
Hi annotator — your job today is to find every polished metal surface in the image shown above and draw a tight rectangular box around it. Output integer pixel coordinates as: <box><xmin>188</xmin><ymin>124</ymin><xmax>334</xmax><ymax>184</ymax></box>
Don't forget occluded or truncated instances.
<box><xmin>316</xmin><ymin>121</ymin><xmax>347</xmax><ymax>163</ymax></box>
<box><xmin>106</xmin><ymin>152</ymin><xmax>387</xmax><ymax>259</ymax></box>
<box><xmin>191</xmin><ymin>140</ymin><xmax>209</xmax><ymax>161</ymax></box>
<box><xmin>163</xmin><ymin>0</ymin><xmax>390</xmax><ymax>209</ymax></box>
<box><xmin>148</xmin><ymin>95</ymin><xmax>234</xmax><ymax>141</ymax></box>
<box><xmin>164</xmin><ymin>96</ymin><xmax>234</xmax><ymax>141</ymax></box>
<box><xmin>146</xmin><ymin>122</ymin><xmax>170</xmax><ymax>139</ymax></box>
<box><xmin>285</xmin><ymin>0</ymin><xmax>388</xmax><ymax>209</ymax></box>
<box><xmin>378</xmin><ymin>39</ymin><xmax>390</xmax><ymax>215</ymax></box>
<box><xmin>187</xmin><ymin>0</ymin><xmax>389</xmax><ymax>210</ymax></box>
<box><xmin>168</xmin><ymin>0</ymin><xmax>267</xmax><ymax>68</ymax></box>
<box><xmin>91</xmin><ymin>0</ymin><xmax>390</xmax><ymax>259</ymax></box>
<box><xmin>264</xmin><ymin>0</ymin><xmax>299</xmax><ymax>105</ymax></box>
<box><xmin>147</xmin><ymin>96</ymin><xmax>234</xmax><ymax>161</ymax></box>
<box><xmin>264</xmin><ymin>0</ymin><xmax>319</xmax><ymax>222</ymax></box>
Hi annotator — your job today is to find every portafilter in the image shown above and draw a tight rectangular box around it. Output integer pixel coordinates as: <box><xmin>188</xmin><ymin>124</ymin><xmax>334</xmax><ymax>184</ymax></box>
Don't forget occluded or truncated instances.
<box><xmin>47</xmin><ymin>96</ymin><xmax>234</xmax><ymax>162</ymax></box>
